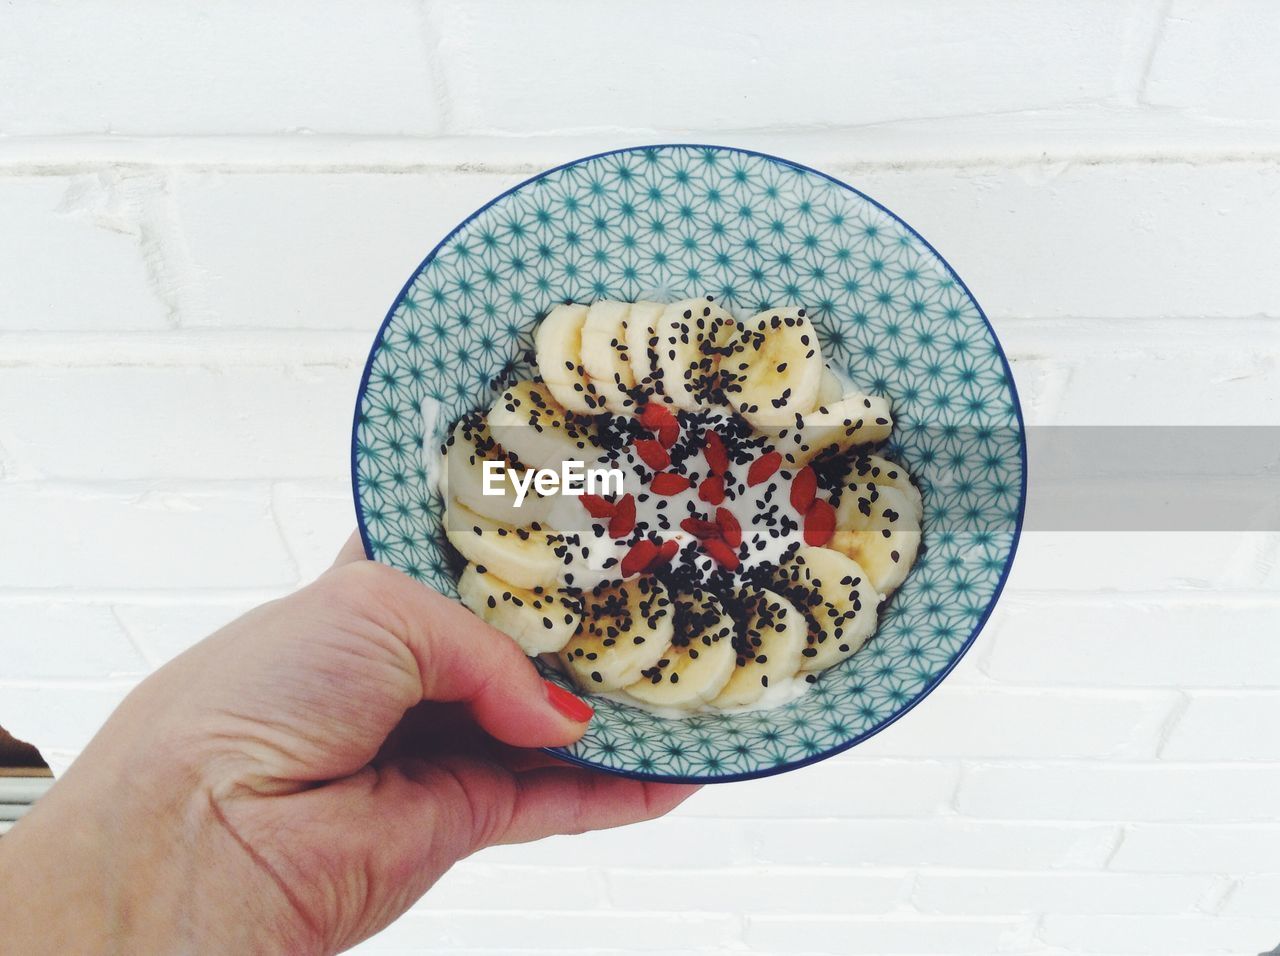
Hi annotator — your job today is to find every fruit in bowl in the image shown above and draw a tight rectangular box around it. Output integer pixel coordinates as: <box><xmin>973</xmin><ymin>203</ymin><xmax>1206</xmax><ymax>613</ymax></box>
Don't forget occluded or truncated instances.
<box><xmin>442</xmin><ymin>296</ymin><xmax>922</xmax><ymax>714</ymax></box>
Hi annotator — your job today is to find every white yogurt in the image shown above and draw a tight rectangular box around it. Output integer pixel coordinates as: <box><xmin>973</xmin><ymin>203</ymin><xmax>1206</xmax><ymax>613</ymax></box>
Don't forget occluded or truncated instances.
<box><xmin>549</xmin><ymin>408</ymin><xmax>811</xmax><ymax>590</ymax></box>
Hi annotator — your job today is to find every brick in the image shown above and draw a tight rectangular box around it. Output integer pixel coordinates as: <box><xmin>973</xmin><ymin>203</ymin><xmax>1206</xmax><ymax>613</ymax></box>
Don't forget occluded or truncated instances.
<box><xmin>677</xmin><ymin>756</ymin><xmax>958</xmax><ymax>818</ymax></box>
<box><xmin>1162</xmin><ymin>694</ymin><xmax>1280</xmax><ymax>761</ymax></box>
<box><xmin>271</xmin><ymin>482</ymin><xmax>357</xmax><ymax>583</ymax></box>
<box><xmin>1146</xmin><ymin>1</ymin><xmax>1280</xmax><ymax>123</ymax></box>
<box><xmin>437</xmin><ymin>0</ymin><xmax>1132</xmax><ymax>133</ymax></box>
<box><xmin>606</xmin><ymin>867</ymin><xmax>906</xmax><ymax>915</ymax></box>
<box><xmin>1044</xmin><ymin>349</ymin><xmax>1280</xmax><ymax>428</ymax></box>
<box><xmin>0</xmin><ymin>603</ymin><xmax>145</xmax><ymax>678</ymax></box>
<box><xmin>0</xmin><ymin>366</ymin><xmax>358</xmax><ymax>480</ymax></box>
<box><xmin>172</xmin><ymin>172</ymin><xmax>524</xmax><ymax>330</ymax></box>
<box><xmin>1038</xmin><ymin>914</ymin><xmax>1280</xmax><ymax>955</ymax></box>
<box><xmin>1004</xmin><ymin>532</ymin><xmax>1267</xmax><ymax>592</ymax></box>
<box><xmin>744</xmin><ymin>915</ymin><xmax>1026</xmax><ymax>955</ymax></box>
<box><xmin>0</xmin><ymin>486</ymin><xmax>296</xmax><ymax>589</ymax></box>
<box><xmin>0</xmin><ymin>176</ymin><xmax>169</xmax><ymax>331</ymax></box>
<box><xmin>853</xmin><ymin>687</ymin><xmax>1174</xmax><ymax>759</ymax></box>
<box><xmin>958</xmin><ymin>764</ymin><xmax>1280</xmax><ymax>824</ymax></box>
<box><xmin>982</xmin><ymin>599</ymin><xmax>1280</xmax><ymax>688</ymax></box>
<box><xmin>0</xmin><ymin>330</ymin><xmax>370</xmax><ymax>368</ymax></box>
<box><xmin>999</xmin><ymin>355</ymin><xmax>1072</xmax><ymax>428</ymax></box>
<box><xmin>0</xmin><ymin>684</ymin><xmax>133</xmax><ymax>755</ymax></box>
<box><xmin>997</xmin><ymin>319</ymin><xmax>1280</xmax><ymax>427</ymax></box>
<box><xmin>749</xmin><ymin>820</ymin><xmax>1117</xmax><ymax>869</ymax></box>
<box><xmin>354</xmin><ymin>910</ymin><xmax>737</xmax><ymax>951</ymax></box>
<box><xmin>1110</xmin><ymin>825</ymin><xmax>1280</xmax><ymax>874</ymax></box>
<box><xmin>111</xmin><ymin>600</ymin><xmax>264</xmax><ymax>667</ymax></box>
<box><xmin>472</xmin><ymin>816</ymin><xmax>750</xmax><ymax>868</ymax></box>
<box><xmin>0</xmin><ymin>1</ymin><xmax>439</xmax><ymax>135</ymax></box>
<box><xmin>855</xmin><ymin>164</ymin><xmax>1280</xmax><ymax>321</ymax></box>
<box><xmin>419</xmin><ymin>864</ymin><xmax>607</xmax><ymax>912</ymax></box>
<box><xmin>1220</xmin><ymin>875</ymin><xmax>1280</xmax><ymax>917</ymax></box>
<box><xmin>913</xmin><ymin>871</ymin><xmax>1213</xmax><ymax>916</ymax></box>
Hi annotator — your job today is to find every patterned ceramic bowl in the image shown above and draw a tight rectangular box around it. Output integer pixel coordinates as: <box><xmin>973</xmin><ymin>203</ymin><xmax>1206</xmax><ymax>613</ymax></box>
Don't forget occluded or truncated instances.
<box><xmin>351</xmin><ymin>144</ymin><xmax>1025</xmax><ymax>783</ymax></box>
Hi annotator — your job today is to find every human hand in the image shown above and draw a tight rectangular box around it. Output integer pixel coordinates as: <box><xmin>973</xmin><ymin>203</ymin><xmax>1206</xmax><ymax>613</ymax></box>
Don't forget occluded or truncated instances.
<box><xmin>0</xmin><ymin>535</ymin><xmax>697</xmax><ymax>955</ymax></box>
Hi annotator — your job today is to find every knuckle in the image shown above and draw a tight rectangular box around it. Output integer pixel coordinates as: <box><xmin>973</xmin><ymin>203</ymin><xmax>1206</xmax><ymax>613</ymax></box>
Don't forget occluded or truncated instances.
<box><xmin>314</xmin><ymin>559</ymin><xmax>404</xmax><ymax>617</ymax></box>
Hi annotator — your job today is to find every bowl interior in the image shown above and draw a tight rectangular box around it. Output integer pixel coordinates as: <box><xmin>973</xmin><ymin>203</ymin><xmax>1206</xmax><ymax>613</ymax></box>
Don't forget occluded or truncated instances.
<box><xmin>353</xmin><ymin>144</ymin><xmax>1024</xmax><ymax>782</ymax></box>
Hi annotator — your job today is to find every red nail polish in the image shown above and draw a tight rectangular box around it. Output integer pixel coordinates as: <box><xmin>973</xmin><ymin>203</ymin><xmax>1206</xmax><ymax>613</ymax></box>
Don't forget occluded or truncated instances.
<box><xmin>544</xmin><ymin>680</ymin><xmax>594</xmax><ymax>723</ymax></box>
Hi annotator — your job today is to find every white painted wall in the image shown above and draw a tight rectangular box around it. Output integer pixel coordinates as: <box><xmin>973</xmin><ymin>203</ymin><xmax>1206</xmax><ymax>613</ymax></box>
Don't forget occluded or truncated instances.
<box><xmin>2</xmin><ymin>2</ymin><xmax>1279</xmax><ymax>952</ymax></box>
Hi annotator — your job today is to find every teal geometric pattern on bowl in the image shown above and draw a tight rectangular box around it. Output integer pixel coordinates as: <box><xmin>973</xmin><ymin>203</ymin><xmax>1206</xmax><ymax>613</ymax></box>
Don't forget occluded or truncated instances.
<box><xmin>352</xmin><ymin>144</ymin><xmax>1026</xmax><ymax>783</ymax></box>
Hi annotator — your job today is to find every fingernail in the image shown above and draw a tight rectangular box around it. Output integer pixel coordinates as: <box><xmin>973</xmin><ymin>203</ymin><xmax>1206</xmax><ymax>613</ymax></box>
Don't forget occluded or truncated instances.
<box><xmin>544</xmin><ymin>680</ymin><xmax>594</xmax><ymax>723</ymax></box>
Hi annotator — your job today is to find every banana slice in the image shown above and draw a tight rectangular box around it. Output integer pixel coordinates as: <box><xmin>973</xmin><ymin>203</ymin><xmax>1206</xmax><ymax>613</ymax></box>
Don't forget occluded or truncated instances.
<box><xmin>772</xmin><ymin>393</ymin><xmax>894</xmax><ymax>466</ymax></box>
<box><xmin>818</xmin><ymin>368</ymin><xmax>845</xmax><ymax>407</ymax></box>
<box><xmin>846</xmin><ymin>453</ymin><xmax>922</xmax><ymax>522</ymax></box>
<box><xmin>624</xmin><ymin>588</ymin><xmax>737</xmax><ymax>707</ymax></box>
<box><xmin>536</xmin><ymin>303</ymin><xmax>605</xmax><ymax>414</ymax></box>
<box><xmin>560</xmin><ymin>577</ymin><xmax>674</xmax><ymax>691</ymax></box>
<box><xmin>830</xmin><ymin>482</ymin><xmax>921</xmax><ymax>594</ymax></box>
<box><xmin>440</xmin><ymin>413</ymin><xmax>549</xmax><ymax>525</ymax></box>
<box><xmin>580</xmin><ymin>300</ymin><xmax>637</xmax><ymax>415</ymax></box>
<box><xmin>778</xmin><ymin>546</ymin><xmax>882</xmax><ymax>672</ymax></box>
<box><xmin>444</xmin><ymin>499</ymin><xmax>566</xmax><ymax>592</ymax></box>
<box><xmin>724</xmin><ymin>306</ymin><xmax>824</xmax><ymax>427</ymax></box>
<box><xmin>487</xmin><ymin>380</ymin><xmax>600</xmax><ymax>471</ymax></box>
<box><xmin>653</xmin><ymin>297</ymin><xmax>739</xmax><ymax>410</ymax></box>
<box><xmin>622</xmin><ymin>300</ymin><xmax>666</xmax><ymax>396</ymax></box>
<box><xmin>458</xmin><ymin>564</ymin><xmax>582</xmax><ymax>655</ymax></box>
<box><xmin>710</xmin><ymin>588</ymin><xmax>808</xmax><ymax>708</ymax></box>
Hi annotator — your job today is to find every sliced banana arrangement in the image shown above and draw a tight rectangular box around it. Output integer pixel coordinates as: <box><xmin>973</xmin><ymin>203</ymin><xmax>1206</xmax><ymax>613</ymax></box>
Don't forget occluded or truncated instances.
<box><xmin>624</xmin><ymin>587</ymin><xmax>737</xmax><ymax>708</ymax></box>
<box><xmin>653</xmin><ymin>298</ymin><xmax>740</xmax><ymax>411</ymax></box>
<box><xmin>437</xmin><ymin>295</ymin><xmax>923</xmax><ymax>715</ymax></box>
<box><xmin>724</xmin><ymin>306</ymin><xmax>825</xmax><ymax>427</ymax></box>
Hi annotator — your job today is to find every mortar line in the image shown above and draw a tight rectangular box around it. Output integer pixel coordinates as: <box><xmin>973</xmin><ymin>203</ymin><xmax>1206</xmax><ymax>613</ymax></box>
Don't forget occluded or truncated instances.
<box><xmin>2</xmin><ymin>127</ymin><xmax>1280</xmax><ymax>174</ymax></box>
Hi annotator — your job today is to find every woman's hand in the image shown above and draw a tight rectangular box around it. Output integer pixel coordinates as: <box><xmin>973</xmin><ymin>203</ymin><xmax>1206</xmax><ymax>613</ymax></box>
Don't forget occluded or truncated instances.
<box><xmin>0</xmin><ymin>535</ymin><xmax>697</xmax><ymax>955</ymax></box>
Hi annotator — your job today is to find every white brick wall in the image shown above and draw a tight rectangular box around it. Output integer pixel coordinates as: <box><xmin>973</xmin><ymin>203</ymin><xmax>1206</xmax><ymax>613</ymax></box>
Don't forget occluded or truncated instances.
<box><xmin>3</xmin><ymin>2</ymin><xmax>1279</xmax><ymax>953</ymax></box>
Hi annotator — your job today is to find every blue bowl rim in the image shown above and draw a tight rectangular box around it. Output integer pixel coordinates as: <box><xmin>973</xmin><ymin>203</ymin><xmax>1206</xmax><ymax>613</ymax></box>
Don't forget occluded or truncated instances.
<box><xmin>350</xmin><ymin>142</ymin><xmax>1028</xmax><ymax>784</ymax></box>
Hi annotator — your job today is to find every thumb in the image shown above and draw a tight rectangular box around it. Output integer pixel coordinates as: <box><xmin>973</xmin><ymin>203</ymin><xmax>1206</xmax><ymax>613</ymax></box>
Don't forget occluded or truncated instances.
<box><xmin>326</xmin><ymin>560</ymin><xmax>593</xmax><ymax>749</ymax></box>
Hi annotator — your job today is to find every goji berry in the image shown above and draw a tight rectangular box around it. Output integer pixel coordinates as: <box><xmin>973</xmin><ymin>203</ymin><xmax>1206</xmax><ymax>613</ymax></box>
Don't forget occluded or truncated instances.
<box><xmin>703</xmin><ymin>537</ymin><xmax>740</xmax><ymax>571</ymax></box>
<box><xmin>650</xmin><ymin>472</ymin><xmax>692</xmax><ymax>496</ymax></box>
<box><xmin>697</xmin><ymin>474</ymin><xmax>726</xmax><ymax>505</ymax></box>
<box><xmin>714</xmin><ymin>507</ymin><xmax>743</xmax><ymax>548</ymax></box>
<box><xmin>607</xmin><ymin>493</ymin><xmax>637</xmax><ymax>538</ymax></box>
<box><xmin>632</xmin><ymin>438</ymin><xmax>670</xmax><ymax>470</ymax></box>
<box><xmin>703</xmin><ymin>431</ymin><xmax>729</xmax><ymax>475</ymax></box>
<box><xmin>803</xmin><ymin>499</ymin><xmax>836</xmax><ymax>547</ymax></box>
<box><xmin>620</xmin><ymin>539</ymin><xmax>659</xmax><ymax>577</ymax></box>
<box><xmin>579</xmin><ymin>494</ymin><xmax>615</xmax><ymax>520</ymax></box>
<box><xmin>747</xmin><ymin>451</ymin><xmax>782</xmax><ymax>487</ymax></box>
<box><xmin>790</xmin><ymin>465</ymin><xmax>817</xmax><ymax>513</ymax></box>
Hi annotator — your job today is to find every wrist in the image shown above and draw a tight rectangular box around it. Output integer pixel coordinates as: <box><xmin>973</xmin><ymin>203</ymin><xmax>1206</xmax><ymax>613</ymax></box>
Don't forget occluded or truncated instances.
<box><xmin>0</xmin><ymin>735</ymin><xmax>304</xmax><ymax>955</ymax></box>
<box><xmin>0</xmin><ymin>754</ymin><xmax>189</xmax><ymax>953</ymax></box>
